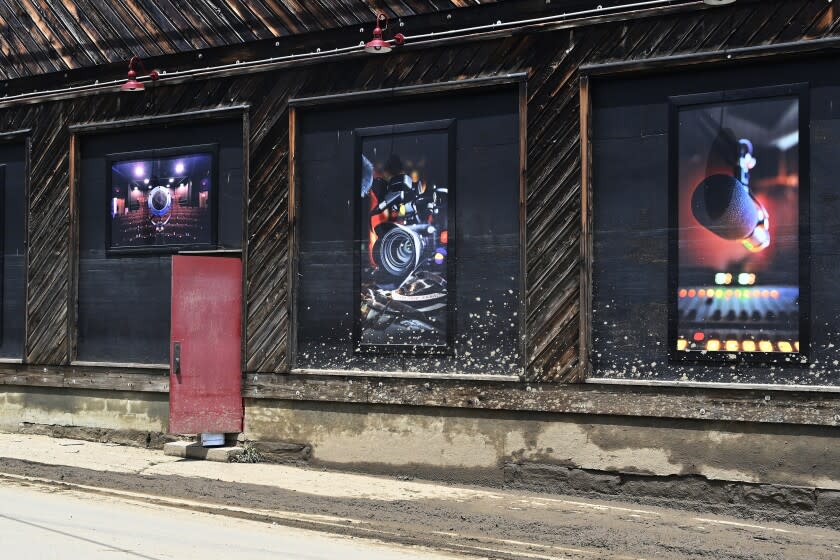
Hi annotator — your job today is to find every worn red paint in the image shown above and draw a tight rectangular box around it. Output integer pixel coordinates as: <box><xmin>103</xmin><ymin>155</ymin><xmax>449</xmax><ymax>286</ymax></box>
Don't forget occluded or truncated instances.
<box><xmin>169</xmin><ymin>255</ymin><xmax>243</xmax><ymax>434</ymax></box>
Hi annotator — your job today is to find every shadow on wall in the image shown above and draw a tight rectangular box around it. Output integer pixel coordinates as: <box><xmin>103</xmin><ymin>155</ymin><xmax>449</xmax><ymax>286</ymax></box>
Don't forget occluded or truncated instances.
<box><xmin>0</xmin><ymin>386</ymin><xmax>168</xmax><ymax>434</ymax></box>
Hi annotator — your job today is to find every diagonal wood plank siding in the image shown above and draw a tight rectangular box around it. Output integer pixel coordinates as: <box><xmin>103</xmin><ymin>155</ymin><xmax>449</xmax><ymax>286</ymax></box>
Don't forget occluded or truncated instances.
<box><xmin>4</xmin><ymin>0</ymin><xmax>838</xmax><ymax>381</ymax></box>
<box><xmin>0</xmin><ymin>0</ymin><xmax>493</xmax><ymax>80</ymax></box>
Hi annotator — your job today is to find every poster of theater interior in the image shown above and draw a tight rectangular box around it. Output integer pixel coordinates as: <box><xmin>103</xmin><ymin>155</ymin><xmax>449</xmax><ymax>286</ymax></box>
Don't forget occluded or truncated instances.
<box><xmin>109</xmin><ymin>149</ymin><xmax>215</xmax><ymax>253</ymax></box>
<box><xmin>357</xmin><ymin>128</ymin><xmax>452</xmax><ymax>350</ymax></box>
<box><xmin>675</xmin><ymin>94</ymin><xmax>801</xmax><ymax>357</ymax></box>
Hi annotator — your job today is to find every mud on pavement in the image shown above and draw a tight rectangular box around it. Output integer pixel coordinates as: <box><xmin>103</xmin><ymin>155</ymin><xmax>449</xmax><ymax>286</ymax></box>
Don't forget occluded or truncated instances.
<box><xmin>1</xmin><ymin>456</ymin><xmax>840</xmax><ymax>560</ymax></box>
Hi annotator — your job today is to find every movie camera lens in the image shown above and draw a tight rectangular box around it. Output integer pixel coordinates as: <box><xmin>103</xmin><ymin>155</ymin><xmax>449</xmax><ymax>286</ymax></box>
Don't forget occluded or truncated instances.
<box><xmin>377</xmin><ymin>225</ymin><xmax>422</xmax><ymax>278</ymax></box>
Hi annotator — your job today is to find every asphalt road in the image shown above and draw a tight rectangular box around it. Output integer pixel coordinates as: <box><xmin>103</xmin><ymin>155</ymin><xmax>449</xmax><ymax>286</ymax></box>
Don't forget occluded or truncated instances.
<box><xmin>0</xmin><ymin>483</ymin><xmax>463</xmax><ymax>560</ymax></box>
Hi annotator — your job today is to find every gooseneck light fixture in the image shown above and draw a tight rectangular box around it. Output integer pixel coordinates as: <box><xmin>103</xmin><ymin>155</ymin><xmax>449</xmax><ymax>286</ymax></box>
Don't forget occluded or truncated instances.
<box><xmin>120</xmin><ymin>56</ymin><xmax>160</xmax><ymax>92</ymax></box>
<box><xmin>364</xmin><ymin>13</ymin><xmax>405</xmax><ymax>54</ymax></box>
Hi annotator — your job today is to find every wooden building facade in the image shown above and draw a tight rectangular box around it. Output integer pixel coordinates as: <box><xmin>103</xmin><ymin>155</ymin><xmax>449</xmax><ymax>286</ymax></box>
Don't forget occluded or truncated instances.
<box><xmin>1</xmin><ymin>0</ymin><xmax>840</xmax><ymax>521</ymax></box>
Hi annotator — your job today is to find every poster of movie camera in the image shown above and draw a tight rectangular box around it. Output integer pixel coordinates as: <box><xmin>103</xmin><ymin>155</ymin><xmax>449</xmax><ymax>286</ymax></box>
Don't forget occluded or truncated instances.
<box><xmin>109</xmin><ymin>151</ymin><xmax>214</xmax><ymax>252</ymax></box>
<box><xmin>676</xmin><ymin>95</ymin><xmax>800</xmax><ymax>355</ymax></box>
<box><xmin>358</xmin><ymin>129</ymin><xmax>451</xmax><ymax>349</ymax></box>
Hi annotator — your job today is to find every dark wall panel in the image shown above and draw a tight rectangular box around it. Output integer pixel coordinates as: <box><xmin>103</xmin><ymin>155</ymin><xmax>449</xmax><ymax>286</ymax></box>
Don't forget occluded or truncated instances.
<box><xmin>591</xmin><ymin>56</ymin><xmax>840</xmax><ymax>386</ymax></box>
<box><xmin>0</xmin><ymin>141</ymin><xmax>26</xmax><ymax>359</ymax></box>
<box><xmin>295</xmin><ymin>89</ymin><xmax>521</xmax><ymax>375</ymax></box>
<box><xmin>76</xmin><ymin>120</ymin><xmax>243</xmax><ymax>364</ymax></box>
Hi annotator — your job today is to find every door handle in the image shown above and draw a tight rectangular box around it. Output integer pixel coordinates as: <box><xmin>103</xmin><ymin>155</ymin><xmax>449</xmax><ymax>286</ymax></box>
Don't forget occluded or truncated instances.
<box><xmin>173</xmin><ymin>342</ymin><xmax>181</xmax><ymax>378</ymax></box>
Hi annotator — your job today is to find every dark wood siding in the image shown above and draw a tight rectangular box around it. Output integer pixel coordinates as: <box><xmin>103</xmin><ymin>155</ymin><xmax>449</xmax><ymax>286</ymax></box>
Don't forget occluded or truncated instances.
<box><xmin>1</xmin><ymin>0</ymin><xmax>838</xmax><ymax>383</ymax></box>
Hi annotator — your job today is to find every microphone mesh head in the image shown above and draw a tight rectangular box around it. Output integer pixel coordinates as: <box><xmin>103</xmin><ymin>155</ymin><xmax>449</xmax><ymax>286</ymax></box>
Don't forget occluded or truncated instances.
<box><xmin>690</xmin><ymin>174</ymin><xmax>760</xmax><ymax>240</ymax></box>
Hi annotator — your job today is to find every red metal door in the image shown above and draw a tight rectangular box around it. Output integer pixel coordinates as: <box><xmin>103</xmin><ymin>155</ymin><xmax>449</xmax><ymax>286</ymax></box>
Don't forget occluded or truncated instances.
<box><xmin>169</xmin><ymin>255</ymin><xmax>243</xmax><ymax>434</ymax></box>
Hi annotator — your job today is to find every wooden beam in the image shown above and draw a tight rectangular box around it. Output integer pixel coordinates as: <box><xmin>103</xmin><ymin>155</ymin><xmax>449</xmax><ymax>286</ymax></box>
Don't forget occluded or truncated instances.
<box><xmin>239</xmin><ymin>110</ymin><xmax>251</xmax><ymax>372</ymax></box>
<box><xmin>579</xmin><ymin>32</ymin><xmax>840</xmax><ymax>78</ymax></box>
<box><xmin>67</xmin><ymin>106</ymin><xmax>250</xmax><ymax>134</ymax></box>
<box><xmin>289</xmin><ymin>73</ymin><xmax>528</xmax><ymax>107</ymax></box>
<box><xmin>0</xmin><ymin>365</ymin><xmax>168</xmax><ymax>393</ymax></box>
<box><xmin>518</xmin><ymin>79</ymin><xmax>529</xmax><ymax>377</ymax></box>
<box><xmin>577</xmin><ymin>74</ymin><xmax>592</xmax><ymax>383</ymax></box>
<box><xmin>285</xmin><ymin>105</ymin><xmax>298</xmax><ymax>371</ymax></box>
<box><xmin>242</xmin><ymin>373</ymin><xmax>840</xmax><ymax>427</ymax></box>
<box><xmin>66</xmin><ymin>132</ymin><xmax>79</xmax><ymax>364</ymax></box>
<box><xmin>0</xmin><ymin>129</ymin><xmax>32</xmax><ymax>142</ymax></box>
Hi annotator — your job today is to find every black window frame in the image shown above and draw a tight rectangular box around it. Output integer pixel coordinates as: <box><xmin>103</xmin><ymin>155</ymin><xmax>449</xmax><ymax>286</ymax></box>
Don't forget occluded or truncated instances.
<box><xmin>105</xmin><ymin>143</ymin><xmax>220</xmax><ymax>257</ymax></box>
<box><xmin>666</xmin><ymin>83</ymin><xmax>811</xmax><ymax>365</ymax></box>
<box><xmin>352</xmin><ymin>119</ymin><xmax>457</xmax><ymax>356</ymax></box>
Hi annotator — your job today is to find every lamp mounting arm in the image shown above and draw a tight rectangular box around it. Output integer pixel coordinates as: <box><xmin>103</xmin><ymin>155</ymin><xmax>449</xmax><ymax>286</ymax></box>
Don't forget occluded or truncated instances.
<box><xmin>127</xmin><ymin>56</ymin><xmax>160</xmax><ymax>81</ymax></box>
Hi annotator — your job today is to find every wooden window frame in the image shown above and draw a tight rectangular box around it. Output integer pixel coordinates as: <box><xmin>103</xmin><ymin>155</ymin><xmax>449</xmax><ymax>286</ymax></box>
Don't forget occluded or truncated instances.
<box><xmin>578</xmin><ymin>42</ymin><xmax>839</xmax><ymax>393</ymax></box>
<box><xmin>287</xmin><ymin>74</ymin><xmax>529</xmax><ymax>382</ymax></box>
<box><xmin>0</xmin><ymin>128</ymin><xmax>32</xmax><ymax>365</ymax></box>
<box><xmin>66</xmin><ymin>106</ymin><xmax>250</xmax><ymax>371</ymax></box>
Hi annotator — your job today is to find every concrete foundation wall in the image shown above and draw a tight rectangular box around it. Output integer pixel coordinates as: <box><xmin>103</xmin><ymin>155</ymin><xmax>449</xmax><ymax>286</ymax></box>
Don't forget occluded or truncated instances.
<box><xmin>0</xmin><ymin>386</ymin><xmax>168</xmax><ymax>433</ymax></box>
<box><xmin>244</xmin><ymin>399</ymin><xmax>840</xmax><ymax>492</ymax></box>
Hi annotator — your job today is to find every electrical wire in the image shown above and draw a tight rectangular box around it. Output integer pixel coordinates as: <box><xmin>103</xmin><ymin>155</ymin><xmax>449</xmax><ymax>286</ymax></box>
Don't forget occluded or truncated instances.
<box><xmin>405</xmin><ymin>0</ymin><xmax>692</xmax><ymax>42</ymax></box>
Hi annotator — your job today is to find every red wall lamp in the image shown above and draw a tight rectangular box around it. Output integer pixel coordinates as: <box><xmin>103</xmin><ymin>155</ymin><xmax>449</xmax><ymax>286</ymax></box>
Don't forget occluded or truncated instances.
<box><xmin>120</xmin><ymin>56</ymin><xmax>160</xmax><ymax>92</ymax></box>
<box><xmin>364</xmin><ymin>13</ymin><xmax>405</xmax><ymax>54</ymax></box>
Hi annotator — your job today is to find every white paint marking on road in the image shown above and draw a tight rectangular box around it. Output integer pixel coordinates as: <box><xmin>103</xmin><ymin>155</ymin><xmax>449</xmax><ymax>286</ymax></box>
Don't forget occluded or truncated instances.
<box><xmin>518</xmin><ymin>497</ymin><xmax>662</xmax><ymax>517</ymax></box>
<box><xmin>692</xmin><ymin>517</ymin><xmax>795</xmax><ymax>534</ymax></box>
<box><xmin>431</xmin><ymin>531</ymin><xmax>596</xmax><ymax>555</ymax></box>
<box><xmin>453</xmin><ymin>543</ymin><xmax>570</xmax><ymax>560</ymax></box>
<box><xmin>430</xmin><ymin>530</ymin><xmax>649</xmax><ymax>560</ymax></box>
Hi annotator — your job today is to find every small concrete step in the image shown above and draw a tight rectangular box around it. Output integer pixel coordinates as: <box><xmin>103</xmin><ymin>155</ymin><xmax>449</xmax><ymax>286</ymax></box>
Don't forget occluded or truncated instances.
<box><xmin>163</xmin><ymin>441</ymin><xmax>244</xmax><ymax>462</ymax></box>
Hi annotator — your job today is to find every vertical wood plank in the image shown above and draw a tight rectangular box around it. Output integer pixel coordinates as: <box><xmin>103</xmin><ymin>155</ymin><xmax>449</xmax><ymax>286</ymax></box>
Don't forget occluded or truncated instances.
<box><xmin>26</xmin><ymin>103</ymin><xmax>70</xmax><ymax>365</ymax></box>
<box><xmin>518</xmin><ymin>80</ymin><xmax>529</xmax><ymax>378</ymax></box>
<box><xmin>285</xmin><ymin>105</ymin><xmax>298</xmax><ymax>371</ymax></box>
<box><xmin>66</xmin><ymin>131</ymin><xmax>79</xmax><ymax>364</ymax></box>
<box><xmin>577</xmin><ymin>74</ymin><xmax>592</xmax><ymax>383</ymax></box>
<box><xmin>240</xmin><ymin>109</ymin><xmax>251</xmax><ymax>372</ymax></box>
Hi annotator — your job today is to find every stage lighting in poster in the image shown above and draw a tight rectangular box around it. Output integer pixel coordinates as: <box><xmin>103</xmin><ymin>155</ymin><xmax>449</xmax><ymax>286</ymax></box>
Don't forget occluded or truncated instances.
<box><xmin>355</xmin><ymin>123</ymin><xmax>454</xmax><ymax>352</ymax></box>
<box><xmin>107</xmin><ymin>146</ymin><xmax>217</xmax><ymax>254</ymax></box>
<box><xmin>672</xmin><ymin>93</ymin><xmax>804</xmax><ymax>358</ymax></box>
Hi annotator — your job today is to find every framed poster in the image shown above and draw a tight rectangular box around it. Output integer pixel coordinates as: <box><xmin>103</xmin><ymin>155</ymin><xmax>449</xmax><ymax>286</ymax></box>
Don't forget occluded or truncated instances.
<box><xmin>106</xmin><ymin>144</ymin><xmax>218</xmax><ymax>255</ymax></box>
<box><xmin>668</xmin><ymin>85</ymin><xmax>809</xmax><ymax>362</ymax></box>
<box><xmin>353</xmin><ymin>120</ymin><xmax>456</xmax><ymax>353</ymax></box>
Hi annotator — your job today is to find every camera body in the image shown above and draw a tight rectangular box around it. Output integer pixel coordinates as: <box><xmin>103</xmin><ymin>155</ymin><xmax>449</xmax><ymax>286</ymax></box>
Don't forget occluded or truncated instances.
<box><xmin>369</xmin><ymin>173</ymin><xmax>448</xmax><ymax>285</ymax></box>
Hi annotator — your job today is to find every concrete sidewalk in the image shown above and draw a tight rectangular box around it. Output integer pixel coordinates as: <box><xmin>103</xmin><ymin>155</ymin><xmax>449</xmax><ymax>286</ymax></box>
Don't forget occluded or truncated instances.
<box><xmin>1</xmin><ymin>432</ymin><xmax>840</xmax><ymax>559</ymax></box>
<box><xmin>0</xmin><ymin>433</ymin><xmax>496</xmax><ymax>502</ymax></box>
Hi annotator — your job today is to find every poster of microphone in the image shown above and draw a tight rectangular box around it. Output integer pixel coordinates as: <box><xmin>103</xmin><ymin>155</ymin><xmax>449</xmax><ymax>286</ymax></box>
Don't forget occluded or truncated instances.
<box><xmin>356</xmin><ymin>127</ymin><xmax>452</xmax><ymax>350</ymax></box>
<box><xmin>675</xmin><ymin>95</ymin><xmax>801</xmax><ymax>356</ymax></box>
